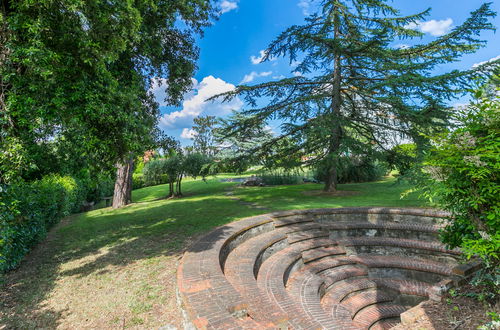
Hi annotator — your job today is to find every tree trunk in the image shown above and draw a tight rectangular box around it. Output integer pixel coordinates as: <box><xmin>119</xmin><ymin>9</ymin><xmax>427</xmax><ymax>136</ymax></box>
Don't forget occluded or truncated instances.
<box><xmin>176</xmin><ymin>175</ymin><xmax>183</xmax><ymax>196</ymax></box>
<box><xmin>323</xmin><ymin>6</ymin><xmax>342</xmax><ymax>192</ymax></box>
<box><xmin>112</xmin><ymin>157</ymin><xmax>134</xmax><ymax>208</ymax></box>
<box><xmin>168</xmin><ymin>181</ymin><xmax>174</xmax><ymax>198</ymax></box>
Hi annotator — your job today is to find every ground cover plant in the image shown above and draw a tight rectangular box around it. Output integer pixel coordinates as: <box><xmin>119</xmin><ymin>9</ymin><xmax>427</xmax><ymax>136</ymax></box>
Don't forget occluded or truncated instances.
<box><xmin>0</xmin><ymin>174</ymin><xmax>425</xmax><ymax>328</ymax></box>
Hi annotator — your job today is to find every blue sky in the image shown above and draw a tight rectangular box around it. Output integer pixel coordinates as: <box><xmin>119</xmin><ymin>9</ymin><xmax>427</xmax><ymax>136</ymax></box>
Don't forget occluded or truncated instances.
<box><xmin>154</xmin><ymin>0</ymin><xmax>500</xmax><ymax>144</ymax></box>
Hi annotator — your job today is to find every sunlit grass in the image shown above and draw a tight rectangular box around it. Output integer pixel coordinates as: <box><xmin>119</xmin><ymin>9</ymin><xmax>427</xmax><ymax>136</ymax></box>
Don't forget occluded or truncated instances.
<box><xmin>0</xmin><ymin>173</ymin><xmax>426</xmax><ymax>328</ymax></box>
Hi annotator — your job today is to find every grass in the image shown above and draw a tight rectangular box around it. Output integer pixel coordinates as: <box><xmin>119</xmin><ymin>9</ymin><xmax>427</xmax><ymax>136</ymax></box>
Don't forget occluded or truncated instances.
<box><xmin>0</xmin><ymin>174</ymin><xmax>426</xmax><ymax>329</ymax></box>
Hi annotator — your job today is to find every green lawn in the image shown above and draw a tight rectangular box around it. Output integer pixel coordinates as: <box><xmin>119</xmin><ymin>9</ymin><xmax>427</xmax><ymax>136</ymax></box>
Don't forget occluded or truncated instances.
<box><xmin>0</xmin><ymin>175</ymin><xmax>426</xmax><ymax>329</ymax></box>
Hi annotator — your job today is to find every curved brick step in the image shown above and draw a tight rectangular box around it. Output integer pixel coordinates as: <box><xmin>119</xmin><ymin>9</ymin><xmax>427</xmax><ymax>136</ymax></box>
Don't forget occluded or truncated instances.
<box><xmin>323</xmin><ymin>278</ymin><xmax>379</xmax><ymax>304</ymax></box>
<box><xmin>340</xmin><ymin>290</ymin><xmax>397</xmax><ymax>318</ymax></box>
<box><xmin>223</xmin><ymin>228</ymin><xmax>289</xmax><ymax>327</ymax></box>
<box><xmin>271</xmin><ymin>208</ymin><xmax>449</xmax><ymax>226</ymax></box>
<box><xmin>178</xmin><ymin>215</ymin><xmax>275</xmax><ymax>329</ymax></box>
<box><xmin>177</xmin><ymin>208</ymin><xmax>472</xmax><ymax>329</ymax></box>
<box><xmin>287</xmin><ymin>229</ymin><xmax>329</xmax><ymax>244</ymax></box>
<box><xmin>302</xmin><ymin>245</ymin><xmax>346</xmax><ymax>263</ymax></box>
<box><xmin>336</xmin><ymin>237</ymin><xmax>460</xmax><ymax>264</ymax></box>
<box><xmin>256</xmin><ymin>240</ymin><xmax>326</xmax><ymax>329</ymax></box>
<box><xmin>352</xmin><ymin>304</ymin><xmax>407</xmax><ymax>329</ymax></box>
<box><xmin>370</xmin><ymin>318</ymin><xmax>401</xmax><ymax>330</ymax></box>
<box><xmin>325</xmin><ymin>221</ymin><xmax>442</xmax><ymax>241</ymax></box>
<box><xmin>371</xmin><ymin>278</ymin><xmax>432</xmax><ymax>297</ymax></box>
<box><xmin>286</xmin><ymin>261</ymin><xmax>357</xmax><ymax>329</ymax></box>
<box><xmin>344</xmin><ymin>255</ymin><xmax>454</xmax><ymax>283</ymax></box>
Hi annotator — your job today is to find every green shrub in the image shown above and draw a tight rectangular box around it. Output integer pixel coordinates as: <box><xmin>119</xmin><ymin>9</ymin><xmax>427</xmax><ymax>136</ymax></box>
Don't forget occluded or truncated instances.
<box><xmin>260</xmin><ymin>171</ymin><xmax>303</xmax><ymax>185</ymax></box>
<box><xmin>0</xmin><ymin>175</ymin><xmax>86</xmax><ymax>273</ymax></box>
<box><xmin>143</xmin><ymin>159</ymin><xmax>170</xmax><ymax>186</ymax></box>
<box><xmin>314</xmin><ymin>157</ymin><xmax>388</xmax><ymax>184</ymax></box>
<box><xmin>418</xmin><ymin>91</ymin><xmax>499</xmax><ymax>269</ymax></box>
<box><xmin>132</xmin><ymin>173</ymin><xmax>145</xmax><ymax>190</ymax></box>
<box><xmin>386</xmin><ymin>143</ymin><xmax>417</xmax><ymax>175</ymax></box>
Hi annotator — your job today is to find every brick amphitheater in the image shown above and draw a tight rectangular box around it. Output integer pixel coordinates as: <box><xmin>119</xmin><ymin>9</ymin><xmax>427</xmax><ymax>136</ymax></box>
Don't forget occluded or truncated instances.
<box><xmin>177</xmin><ymin>208</ymin><xmax>480</xmax><ymax>329</ymax></box>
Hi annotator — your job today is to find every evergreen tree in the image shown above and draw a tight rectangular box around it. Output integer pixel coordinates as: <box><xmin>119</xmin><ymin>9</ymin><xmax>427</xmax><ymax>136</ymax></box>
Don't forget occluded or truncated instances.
<box><xmin>214</xmin><ymin>0</ymin><xmax>497</xmax><ymax>191</ymax></box>
<box><xmin>215</xmin><ymin>112</ymin><xmax>274</xmax><ymax>172</ymax></box>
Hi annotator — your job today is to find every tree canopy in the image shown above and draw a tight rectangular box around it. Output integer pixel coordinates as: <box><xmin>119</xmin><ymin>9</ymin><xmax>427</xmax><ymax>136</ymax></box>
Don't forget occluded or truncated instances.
<box><xmin>214</xmin><ymin>0</ymin><xmax>497</xmax><ymax>191</ymax></box>
<box><xmin>0</xmin><ymin>0</ymin><xmax>217</xmax><ymax>184</ymax></box>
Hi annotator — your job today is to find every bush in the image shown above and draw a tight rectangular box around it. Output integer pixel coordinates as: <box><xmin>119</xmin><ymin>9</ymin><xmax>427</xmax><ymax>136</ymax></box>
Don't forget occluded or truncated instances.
<box><xmin>0</xmin><ymin>175</ymin><xmax>86</xmax><ymax>273</ymax></box>
<box><xmin>386</xmin><ymin>143</ymin><xmax>417</xmax><ymax>175</ymax></box>
<box><xmin>417</xmin><ymin>91</ymin><xmax>499</xmax><ymax>269</ymax></box>
<box><xmin>259</xmin><ymin>171</ymin><xmax>303</xmax><ymax>185</ymax></box>
<box><xmin>314</xmin><ymin>156</ymin><xmax>388</xmax><ymax>184</ymax></box>
<box><xmin>143</xmin><ymin>159</ymin><xmax>170</xmax><ymax>186</ymax></box>
<box><xmin>132</xmin><ymin>173</ymin><xmax>145</xmax><ymax>190</ymax></box>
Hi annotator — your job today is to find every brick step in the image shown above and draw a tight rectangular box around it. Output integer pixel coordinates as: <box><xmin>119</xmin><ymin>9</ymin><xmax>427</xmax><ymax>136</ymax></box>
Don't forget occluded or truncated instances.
<box><xmin>369</xmin><ymin>317</ymin><xmax>401</xmax><ymax>330</ymax></box>
<box><xmin>352</xmin><ymin>304</ymin><xmax>407</xmax><ymax>329</ymax></box>
<box><xmin>286</xmin><ymin>260</ymin><xmax>356</xmax><ymax>329</ymax></box>
<box><xmin>256</xmin><ymin>239</ymin><xmax>329</xmax><ymax>329</ymax></box>
<box><xmin>287</xmin><ymin>229</ymin><xmax>329</xmax><ymax>244</ymax></box>
<box><xmin>324</xmin><ymin>221</ymin><xmax>441</xmax><ymax>241</ymax></box>
<box><xmin>177</xmin><ymin>215</ymin><xmax>275</xmax><ymax>329</ymax></box>
<box><xmin>341</xmin><ymin>290</ymin><xmax>397</xmax><ymax>318</ymax></box>
<box><xmin>223</xmin><ymin>228</ymin><xmax>289</xmax><ymax>327</ymax></box>
<box><xmin>371</xmin><ymin>278</ymin><xmax>432</xmax><ymax>297</ymax></box>
<box><xmin>322</xmin><ymin>278</ymin><xmax>379</xmax><ymax>304</ymax></box>
<box><xmin>273</xmin><ymin>214</ymin><xmax>314</xmax><ymax>227</ymax></box>
<box><xmin>302</xmin><ymin>246</ymin><xmax>346</xmax><ymax>263</ymax></box>
<box><xmin>281</xmin><ymin>222</ymin><xmax>323</xmax><ymax>233</ymax></box>
<box><xmin>286</xmin><ymin>258</ymin><xmax>358</xmax><ymax>294</ymax></box>
<box><xmin>342</xmin><ymin>255</ymin><xmax>454</xmax><ymax>283</ymax></box>
<box><xmin>320</xmin><ymin>265</ymin><xmax>369</xmax><ymax>294</ymax></box>
<box><xmin>336</xmin><ymin>237</ymin><xmax>460</xmax><ymax>265</ymax></box>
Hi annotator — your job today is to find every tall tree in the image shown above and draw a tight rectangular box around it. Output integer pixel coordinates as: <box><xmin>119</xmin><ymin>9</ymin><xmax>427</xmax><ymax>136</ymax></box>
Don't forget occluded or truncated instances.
<box><xmin>0</xmin><ymin>0</ymin><xmax>217</xmax><ymax>207</ymax></box>
<box><xmin>214</xmin><ymin>0</ymin><xmax>497</xmax><ymax>192</ymax></box>
<box><xmin>191</xmin><ymin>115</ymin><xmax>218</xmax><ymax>157</ymax></box>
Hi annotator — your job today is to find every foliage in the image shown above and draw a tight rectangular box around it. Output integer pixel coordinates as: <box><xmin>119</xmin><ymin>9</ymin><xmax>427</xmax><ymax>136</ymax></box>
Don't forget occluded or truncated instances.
<box><xmin>213</xmin><ymin>0</ymin><xmax>496</xmax><ymax>192</ymax></box>
<box><xmin>191</xmin><ymin>115</ymin><xmax>218</xmax><ymax>157</ymax></box>
<box><xmin>132</xmin><ymin>173</ymin><xmax>145</xmax><ymax>190</ymax></box>
<box><xmin>141</xmin><ymin>153</ymin><xmax>212</xmax><ymax>197</ymax></box>
<box><xmin>0</xmin><ymin>175</ymin><xmax>86</xmax><ymax>273</ymax></box>
<box><xmin>0</xmin><ymin>0</ymin><xmax>217</xmax><ymax>185</ymax></box>
<box><xmin>214</xmin><ymin>112</ymin><xmax>274</xmax><ymax>173</ymax></box>
<box><xmin>315</xmin><ymin>156</ymin><xmax>388</xmax><ymax>184</ymax></box>
<box><xmin>259</xmin><ymin>171</ymin><xmax>304</xmax><ymax>186</ymax></box>
<box><xmin>387</xmin><ymin>144</ymin><xmax>418</xmax><ymax>176</ymax></box>
<box><xmin>417</xmin><ymin>90</ymin><xmax>499</xmax><ymax>268</ymax></box>
<box><xmin>143</xmin><ymin>160</ymin><xmax>170</xmax><ymax>187</ymax></box>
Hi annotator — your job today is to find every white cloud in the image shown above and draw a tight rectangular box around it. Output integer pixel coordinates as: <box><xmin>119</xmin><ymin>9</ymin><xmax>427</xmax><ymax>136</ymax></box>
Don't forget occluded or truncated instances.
<box><xmin>150</xmin><ymin>77</ymin><xmax>197</xmax><ymax>107</ymax></box>
<box><xmin>394</xmin><ymin>43</ymin><xmax>410</xmax><ymax>50</ymax></box>
<box><xmin>220</xmin><ymin>0</ymin><xmax>238</xmax><ymax>14</ymax></box>
<box><xmin>180</xmin><ymin>128</ymin><xmax>198</xmax><ymax>140</ymax></box>
<box><xmin>472</xmin><ymin>55</ymin><xmax>500</xmax><ymax>68</ymax></box>
<box><xmin>159</xmin><ymin>76</ymin><xmax>243</xmax><ymax>129</ymax></box>
<box><xmin>406</xmin><ymin>18</ymin><xmax>453</xmax><ymax>37</ymax></box>
<box><xmin>250</xmin><ymin>50</ymin><xmax>276</xmax><ymax>65</ymax></box>
<box><xmin>292</xmin><ymin>71</ymin><xmax>303</xmax><ymax>77</ymax></box>
<box><xmin>273</xmin><ymin>75</ymin><xmax>286</xmax><ymax>80</ymax></box>
<box><xmin>240</xmin><ymin>71</ymin><xmax>272</xmax><ymax>84</ymax></box>
<box><xmin>298</xmin><ymin>0</ymin><xmax>310</xmax><ymax>15</ymax></box>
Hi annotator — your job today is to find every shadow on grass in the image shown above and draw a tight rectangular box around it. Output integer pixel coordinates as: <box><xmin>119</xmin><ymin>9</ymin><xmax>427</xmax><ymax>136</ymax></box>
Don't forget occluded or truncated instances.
<box><xmin>0</xmin><ymin>187</ymin><xmax>258</xmax><ymax>328</ymax></box>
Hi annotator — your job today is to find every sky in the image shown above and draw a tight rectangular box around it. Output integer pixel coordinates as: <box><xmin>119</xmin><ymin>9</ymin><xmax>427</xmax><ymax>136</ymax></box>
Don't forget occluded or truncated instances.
<box><xmin>154</xmin><ymin>0</ymin><xmax>500</xmax><ymax>144</ymax></box>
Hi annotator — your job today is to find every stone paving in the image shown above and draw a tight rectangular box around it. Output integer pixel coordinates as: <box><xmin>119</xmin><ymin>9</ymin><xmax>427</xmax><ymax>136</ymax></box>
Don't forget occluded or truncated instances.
<box><xmin>177</xmin><ymin>208</ymin><xmax>479</xmax><ymax>329</ymax></box>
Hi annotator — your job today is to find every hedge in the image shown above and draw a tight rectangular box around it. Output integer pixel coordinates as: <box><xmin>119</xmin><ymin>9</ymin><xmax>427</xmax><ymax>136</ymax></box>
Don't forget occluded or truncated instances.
<box><xmin>0</xmin><ymin>175</ymin><xmax>87</xmax><ymax>273</ymax></box>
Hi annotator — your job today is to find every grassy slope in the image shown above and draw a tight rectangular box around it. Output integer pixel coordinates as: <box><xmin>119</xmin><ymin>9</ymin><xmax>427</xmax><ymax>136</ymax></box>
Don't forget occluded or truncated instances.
<box><xmin>0</xmin><ymin>176</ymin><xmax>425</xmax><ymax>329</ymax></box>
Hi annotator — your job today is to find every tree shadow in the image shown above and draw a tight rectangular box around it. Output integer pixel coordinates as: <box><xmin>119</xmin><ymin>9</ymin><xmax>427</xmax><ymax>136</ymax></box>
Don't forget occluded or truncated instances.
<box><xmin>0</xmin><ymin>193</ymin><xmax>255</xmax><ymax>328</ymax></box>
